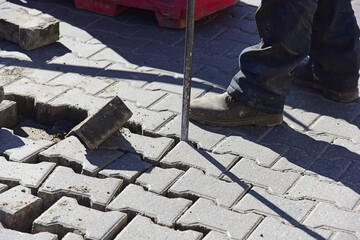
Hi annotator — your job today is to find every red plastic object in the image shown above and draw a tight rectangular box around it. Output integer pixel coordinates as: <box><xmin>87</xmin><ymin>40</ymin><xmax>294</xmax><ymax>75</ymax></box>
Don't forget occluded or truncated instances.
<box><xmin>74</xmin><ymin>0</ymin><xmax>238</xmax><ymax>28</ymax></box>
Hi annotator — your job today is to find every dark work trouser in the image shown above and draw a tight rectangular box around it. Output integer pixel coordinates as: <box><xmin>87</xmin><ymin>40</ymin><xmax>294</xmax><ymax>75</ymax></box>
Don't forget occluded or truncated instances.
<box><xmin>227</xmin><ymin>0</ymin><xmax>360</xmax><ymax>114</ymax></box>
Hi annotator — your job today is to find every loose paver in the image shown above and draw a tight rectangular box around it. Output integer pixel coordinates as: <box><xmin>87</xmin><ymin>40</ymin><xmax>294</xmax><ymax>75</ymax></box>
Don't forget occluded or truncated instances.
<box><xmin>114</xmin><ymin>215</ymin><xmax>203</xmax><ymax>240</ymax></box>
<box><xmin>100</xmin><ymin>128</ymin><xmax>174</xmax><ymax>163</ymax></box>
<box><xmin>0</xmin><ymin>186</ymin><xmax>42</xmax><ymax>231</ymax></box>
<box><xmin>33</xmin><ymin>197</ymin><xmax>127</xmax><ymax>240</ymax></box>
<box><xmin>0</xmin><ymin>100</ymin><xmax>17</xmax><ymax>128</ymax></box>
<box><xmin>160</xmin><ymin>141</ymin><xmax>238</xmax><ymax>177</ymax></box>
<box><xmin>62</xmin><ymin>232</ymin><xmax>84</xmax><ymax>240</ymax></box>
<box><xmin>0</xmin><ymin>228</ymin><xmax>57</xmax><ymax>240</ymax></box>
<box><xmin>38</xmin><ymin>166</ymin><xmax>122</xmax><ymax>210</ymax></box>
<box><xmin>169</xmin><ymin>168</ymin><xmax>249</xmax><ymax>208</ymax></box>
<box><xmin>0</xmin><ymin>157</ymin><xmax>55</xmax><ymax>192</ymax></box>
<box><xmin>39</xmin><ymin>136</ymin><xmax>124</xmax><ymax>176</ymax></box>
<box><xmin>177</xmin><ymin>198</ymin><xmax>262</xmax><ymax>240</ymax></box>
<box><xmin>203</xmin><ymin>231</ymin><xmax>229</xmax><ymax>240</ymax></box>
<box><xmin>288</xmin><ymin>175</ymin><xmax>359</xmax><ymax>209</ymax></box>
<box><xmin>135</xmin><ymin>166</ymin><xmax>184</xmax><ymax>195</ymax></box>
<box><xmin>233</xmin><ymin>187</ymin><xmax>316</xmax><ymax>222</ymax></box>
<box><xmin>107</xmin><ymin>184</ymin><xmax>191</xmax><ymax>227</ymax></box>
<box><xmin>98</xmin><ymin>153</ymin><xmax>151</xmax><ymax>183</ymax></box>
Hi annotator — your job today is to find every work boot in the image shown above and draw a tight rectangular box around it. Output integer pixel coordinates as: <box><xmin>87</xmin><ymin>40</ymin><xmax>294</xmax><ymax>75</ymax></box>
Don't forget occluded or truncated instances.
<box><xmin>189</xmin><ymin>92</ymin><xmax>283</xmax><ymax>127</ymax></box>
<box><xmin>293</xmin><ymin>58</ymin><xmax>359</xmax><ymax>102</ymax></box>
<box><xmin>0</xmin><ymin>86</ymin><xmax>4</xmax><ymax>104</ymax></box>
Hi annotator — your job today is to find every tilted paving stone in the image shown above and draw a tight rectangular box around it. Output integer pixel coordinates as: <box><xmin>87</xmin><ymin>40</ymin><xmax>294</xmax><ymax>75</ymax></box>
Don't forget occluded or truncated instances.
<box><xmin>98</xmin><ymin>153</ymin><xmax>151</xmax><ymax>183</ymax></box>
<box><xmin>0</xmin><ymin>229</ymin><xmax>57</xmax><ymax>240</ymax></box>
<box><xmin>247</xmin><ymin>217</ymin><xmax>332</xmax><ymax>240</ymax></box>
<box><xmin>169</xmin><ymin>168</ymin><xmax>249</xmax><ymax>208</ymax></box>
<box><xmin>0</xmin><ymin>157</ymin><xmax>55</xmax><ymax>192</ymax></box>
<box><xmin>177</xmin><ymin>198</ymin><xmax>262</xmax><ymax>240</ymax></box>
<box><xmin>287</xmin><ymin>175</ymin><xmax>359</xmax><ymax>209</ymax></box>
<box><xmin>0</xmin><ymin>186</ymin><xmax>42</xmax><ymax>231</ymax></box>
<box><xmin>114</xmin><ymin>215</ymin><xmax>203</xmax><ymax>240</ymax></box>
<box><xmin>203</xmin><ymin>231</ymin><xmax>229</xmax><ymax>240</ymax></box>
<box><xmin>100</xmin><ymin>128</ymin><xmax>175</xmax><ymax>163</ymax></box>
<box><xmin>233</xmin><ymin>187</ymin><xmax>316</xmax><ymax>222</ymax></box>
<box><xmin>39</xmin><ymin>136</ymin><xmax>124</xmax><ymax>176</ymax></box>
<box><xmin>62</xmin><ymin>232</ymin><xmax>84</xmax><ymax>240</ymax></box>
<box><xmin>303</xmin><ymin>202</ymin><xmax>360</xmax><ymax>238</ymax></box>
<box><xmin>0</xmin><ymin>128</ymin><xmax>53</xmax><ymax>163</ymax></box>
<box><xmin>214</xmin><ymin>135</ymin><xmax>286</xmax><ymax>167</ymax></box>
<box><xmin>135</xmin><ymin>167</ymin><xmax>184</xmax><ymax>195</ymax></box>
<box><xmin>33</xmin><ymin>197</ymin><xmax>127</xmax><ymax>240</ymax></box>
<box><xmin>332</xmin><ymin>232</ymin><xmax>358</xmax><ymax>240</ymax></box>
<box><xmin>0</xmin><ymin>100</ymin><xmax>17</xmax><ymax>128</ymax></box>
<box><xmin>38</xmin><ymin>166</ymin><xmax>122</xmax><ymax>210</ymax></box>
<box><xmin>106</xmin><ymin>184</ymin><xmax>192</xmax><ymax>227</ymax></box>
<box><xmin>223</xmin><ymin>158</ymin><xmax>300</xmax><ymax>194</ymax></box>
<box><xmin>160</xmin><ymin>141</ymin><xmax>238</xmax><ymax>177</ymax></box>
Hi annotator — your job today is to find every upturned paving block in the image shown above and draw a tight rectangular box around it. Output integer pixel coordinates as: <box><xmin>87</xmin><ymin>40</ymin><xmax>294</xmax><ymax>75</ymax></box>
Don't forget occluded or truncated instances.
<box><xmin>287</xmin><ymin>175</ymin><xmax>359</xmax><ymax>209</ymax></box>
<box><xmin>33</xmin><ymin>197</ymin><xmax>127</xmax><ymax>240</ymax></box>
<box><xmin>303</xmin><ymin>203</ymin><xmax>360</xmax><ymax>238</ymax></box>
<box><xmin>177</xmin><ymin>198</ymin><xmax>262</xmax><ymax>240</ymax></box>
<box><xmin>0</xmin><ymin>183</ymin><xmax>7</xmax><ymax>193</ymax></box>
<box><xmin>0</xmin><ymin>157</ymin><xmax>55</xmax><ymax>192</ymax></box>
<box><xmin>38</xmin><ymin>166</ymin><xmax>122</xmax><ymax>210</ymax></box>
<box><xmin>62</xmin><ymin>232</ymin><xmax>84</xmax><ymax>240</ymax></box>
<box><xmin>233</xmin><ymin>187</ymin><xmax>316</xmax><ymax>222</ymax></box>
<box><xmin>98</xmin><ymin>153</ymin><xmax>151</xmax><ymax>183</ymax></box>
<box><xmin>224</xmin><ymin>158</ymin><xmax>300</xmax><ymax>194</ymax></box>
<box><xmin>160</xmin><ymin>141</ymin><xmax>238</xmax><ymax>177</ymax></box>
<box><xmin>0</xmin><ymin>186</ymin><xmax>42</xmax><ymax>231</ymax></box>
<box><xmin>39</xmin><ymin>136</ymin><xmax>124</xmax><ymax>176</ymax></box>
<box><xmin>107</xmin><ymin>184</ymin><xmax>192</xmax><ymax>227</ymax></box>
<box><xmin>247</xmin><ymin>217</ymin><xmax>331</xmax><ymax>240</ymax></box>
<box><xmin>135</xmin><ymin>167</ymin><xmax>184</xmax><ymax>195</ymax></box>
<box><xmin>0</xmin><ymin>7</ymin><xmax>59</xmax><ymax>51</ymax></box>
<box><xmin>68</xmin><ymin>96</ymin><xmax>133</xmax><ymax>149</ymax></box>
<box><xmin>100</xmin><ymin>128</ymin><xmax>174</xmax><ymax>163</ymax></box>
<box><xmin>0</xmin><ymin>128</ymin><xmax>53</xmax><ymax>163</ymax></box>
<box><xmin>169</xmin><ymin>168</ymin><xmax>249</xmax><ymax>208</ymax></box>
<box><xmin>203</xmin><ymin>231</ymin><xmax>229</xmax><ymax>240</ymax></box>
<box><xmin>114</xmin><ymin>215</ymin><xmax>203</xmax><ymax>240</ymax></box>
<box><xmin>214</xmin><ymin>136</ymin><xmax>286</xmax><ymax>167</ymax></box>
<box><xmin>0</xmin><ymin>229</ymin><xmax>57</xmax><ymax>240</ymax></box>
<box><xmin>0</xmin><ymin>100</ymin><xmax>17</xmax><ymax>128</ymax></box>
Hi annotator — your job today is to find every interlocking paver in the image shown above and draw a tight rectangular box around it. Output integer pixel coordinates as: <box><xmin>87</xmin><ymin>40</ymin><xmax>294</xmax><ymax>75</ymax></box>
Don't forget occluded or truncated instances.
<box><xmin>169</xmin><ymin>168</ymin><xmax>249</xmax><ymax>208</ymax></box>
<box><xmin>58</xmin><ymin>37</ymin><xmax>105</xmax><ymax>58</ymax></box>
<box><xmin>288</xmin><ymin>175</ymin><xmax>359</xmax><ymax>209</ymax></box>
<box><xmin>0</xmin><ymin>157</ymin><xmax>55</xmax><ymax>192</ymax></box>
<box><xmin>0</xmin><ymin>100</ymin><xmax>17</xmax><ymax>128</ymax></box>
<box><xmin>233</xmin><ymin>187</ymin><xmax>316</xmax><ymax>222</ymax></box>
<box><xmin>59</xmin><ymin>21</ymin><xmax>93</xmax><ymax>42</ymax></box>
<box><xmin>33</xmin><ymin>197</ymin><xmax>127</xmax><ymax>240</ymax></box>
<box><xmin>339</xmin><ymin>161</ymin><xmax>360</xmax><ymax>185</ymax></box>
<box><xmin>0</xmin><ymin>186</ymin><xmax>42</xmax><ymax>231</ymax></box>
<box><xmin>0</xmin><ymin>228</ymin><xmax>57</xmax><ymax>240</ymax></box>
<box><xmin>160</xmin><ymin>141</ymin><xmax>238</xmax><ymax>177</ymax></box>
<box><xmin>39</xmin><ymin>136</ymin><xmax>123</xmax><ymax>176</ymax></box>
<box><xmin>135</xmin><ymin>167</ymin><xmax>184</xmax><ymax>195</ymax></box>
<box><xmin>98</xmin><ymin>153</ymin><xmax>151</xmax><ymax>183</ymax></box>
<box><xmin>62</xmin><ymin>232</ymin><xmax>84</xmax><ymax>240</ymax></box>
<box><xmin>271</xmin><ymin>149</ymin><xmax>314</xmax><ymax>172</ymax></box>
<box><xmin>282</xmin><ymin>107</ymin><xmax>320</xmax><ymax>132</ymax></box>
<box><xmin>38</xmin><ymin>166</ymin><xmax>122</xmax><ymax>210</ymax></box>
<box><xmin>177</xmin><ymin>198</ymin><xmax>262</xmax><ymax>240</ymax></box>
<box><xmin>107</xmin><ymin>184</ymin><xmax>191</xmax><ymax>227</ymax></box>
<box><xmin>203</xmin><ymin>231</ymin><xmax>229</xmax><ymax>240</ymax></box>
<box><xmin>114</xmin><ymin>215</ymin><xmax>203</xmax><ymax>240</ymax></box>
<box><xmin>321</xmin><ymin>138</ymin><xmax>360</xmax><ymax>161</ymax></box>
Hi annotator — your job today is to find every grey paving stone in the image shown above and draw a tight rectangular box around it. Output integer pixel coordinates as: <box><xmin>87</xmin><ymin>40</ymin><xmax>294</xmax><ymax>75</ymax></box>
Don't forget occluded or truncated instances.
<box><xmin>160</xmin><ymin>141</ymin><xmax>238</xmax><ymax>177</ymax></box>
<box><xmin>322</xmin><ymin>138</ymin><xmax>360</xmax><ymax>161</ymax></box>
<box><xmin>38</xmin><ymin>166</ymin><xmax>122</xmax><ymax>210</ymax></box>
<box><xmin>33</xmin><ymin>197</ymin><xmax>127</xmax><ymax>240</ymax></box>
<box><xmin>114</xmin><ymin>215</ymin><xmax>203</xmax><ymax>240</ymax></box>
<box><xmin>271</xmin><ymin>149</ymin><xmax>315</xmax><ymax>173</ymax></box>
<box><xmin>107</xmin><ymin>184</ymin><xmax>191</xmax><ymax>227</ymax></box>
<box><xmin>0</xmin><ymin>186</ymin><xmax>42</xmax><ymax>231</ymax></box>
<box><xmin>224</xmin><ymin>158</ymin><xmax>300</xmax><ymax>194</ymax></box>
<box><xmin>39</xmin><ymin>136</ymin><xmax>123</xmax><ymax>176</ymax></box>
<box><xmin>0</xmin><ymin>229</ymin><xmax>57</xmax><ymax>240</ymax></box>
<box><xmin>177</xmin><ymin>198</ymin><xmax>262</xmax><ymax>240</ymax></box>
<box><xmin>90</xmin><ymin>48</ymin><xmax>135</xmax><ymax>67</ymax></box>
<box><xmin>59</xmin><ymin>22</ymin><xmax>93</xmax><ymax>42</ymax></box>
<box><xmin>0</xmin><ymin>7</ymin><xmax>59</xmax><ymax>51</ymax></box>
<box><xmin>169</xmin><ymin>168</ymin><xmax>249</xmax><ymax>208</ymax></box>
<box><xmin>332</xmin><ymin>232</ymin><xmax>357</xmax><ymax>240</ymax></box>
<box><xmin>233</xmin><ymin>187</ymin><xmax>316</xmax><ymax>222</ymax></box>
<box><xmin>150</xmin><ymin>93</ymin><xmax>188</xmax><ymax>113</ymax></box>
<box><xmin>303</xmin><ymin>203</ymin><xmax>360</xmax><ymax>238</ymax></box>
<box><xmin>100</xmin><ymin>128</ymin><xmax>174</xmax><ymax>163</ymax></box>
<box><xmin>306</xmin><ymin>157</ymin><xmax>352</xmax><ymax>182</ymax></box>
<box><xmin>339</xmin><ymin>161</ymin><xmax>360</xmax><ymax>185</ymax></box>
<box><xmin>282</xmin><ymin>107</ymin><xmax>319</xmax><ymax>132</ymax></box>
<box><xmin>62</xmin><ymin>232</ymin><xmax>83</xmax><ymax>240</ymax></box>
<box><xmin>4</xmin><ymin>64</ymin><xmax>63</xmax><ymax>84</ymax></box>
<box><xmin>247</xmin><ymin>217</ymin><xmax>331</xmax><ymax>240</ymax></box>
<box><xmin>135</xmin><ymin>167</ymin><xmax>184</xmax><ymax>195</ymax></box>
<box><xmin>0</xmin><ymin>157</ymin><xmax>55</xmax><ymax>192</ymax></box>
<box><xmin>0</xmin><ymin>183</ymin><xmax>7</xmax><ymax>193</ymax></box>
<box><xmin>288</xmin><ymin>175</ymin><xmax>359</xmax><ymax>209</ymax></box>
<box><xmin>0</xmin><ymin>100</ymin><xmax>17</xmax><ymax>128</ymax></box>
<box><xmin>98</xmin><ymin>153</ymin><xmax>151</xmax><ymax>183</ymax></box>
<box><xmin>203</xmin><ymin>231</ymin><xmax>229</xmax><ymax>240</ymax></box>
<box><xmin>58</xmin><ymin>37</ymin><xmax>105</xmax><ymax>58</ymax></box>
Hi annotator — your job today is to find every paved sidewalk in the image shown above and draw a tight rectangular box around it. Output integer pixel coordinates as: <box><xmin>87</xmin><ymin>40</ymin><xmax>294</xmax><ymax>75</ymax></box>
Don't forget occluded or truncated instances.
<box><xmin>0</xmin><ymin>0</ymin><xmax>359</xmax><ymax>239</ymax></box>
